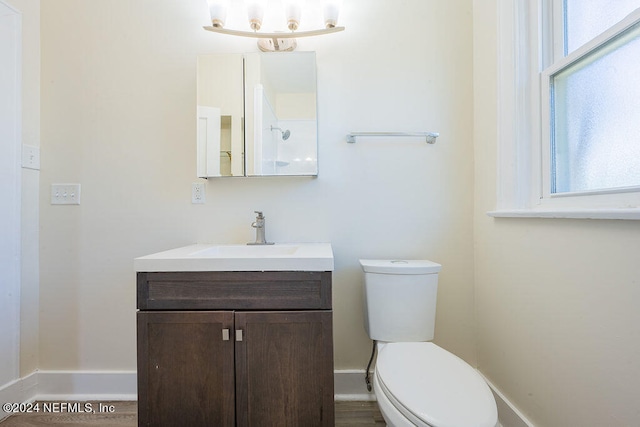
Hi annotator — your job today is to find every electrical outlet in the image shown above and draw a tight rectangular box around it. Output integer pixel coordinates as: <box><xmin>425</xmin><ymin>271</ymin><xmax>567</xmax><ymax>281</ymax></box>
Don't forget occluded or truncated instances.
<box><xmin>51</xmin><ymin>184</ymin><xmax>81</xmax><ymax>205</ymax></box>
<box><xmin>192</xmin><ymin>183</ymin><xmax>205</xmax><ymax>204</ymax></box>
<box><xmin>22</xmin><ymin>145</ymin><xmax>40</xmax><ymax>170</ymax></box>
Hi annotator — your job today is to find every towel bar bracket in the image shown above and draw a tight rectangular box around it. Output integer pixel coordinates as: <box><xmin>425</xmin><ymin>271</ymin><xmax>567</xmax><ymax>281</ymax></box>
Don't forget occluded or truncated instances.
<box><xmin>346</xmin><ymin>132</ymin><xmax>439</xmax><ymax>144</ymax></box>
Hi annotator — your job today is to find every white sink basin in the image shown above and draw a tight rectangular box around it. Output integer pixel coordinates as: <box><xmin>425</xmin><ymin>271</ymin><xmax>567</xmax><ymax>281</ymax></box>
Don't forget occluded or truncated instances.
<box><xmin>134</xmin><ymin>243</ymin><xmax>334</xmax><ymax>272</ymax></box>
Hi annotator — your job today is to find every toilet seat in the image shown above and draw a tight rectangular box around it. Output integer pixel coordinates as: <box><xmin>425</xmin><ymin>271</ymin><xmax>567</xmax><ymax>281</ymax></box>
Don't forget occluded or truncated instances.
<box><xmin>376</xmin><ymin>342</ymin><xmax>497</xmax><ymax>427</ymax></box>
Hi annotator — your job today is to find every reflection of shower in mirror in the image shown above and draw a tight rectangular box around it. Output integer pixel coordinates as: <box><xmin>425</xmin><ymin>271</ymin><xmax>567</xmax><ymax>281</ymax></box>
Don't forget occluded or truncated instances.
<box><xmin>270</xmin><ymin>125</ymin><xmax>291</xmax><ymax>140</ymax></box>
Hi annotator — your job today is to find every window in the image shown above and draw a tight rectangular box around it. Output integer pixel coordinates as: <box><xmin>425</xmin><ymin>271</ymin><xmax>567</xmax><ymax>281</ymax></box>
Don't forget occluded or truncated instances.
<box><xmin>546</xmin><ymin>1</ymin><xmax>640</xmax><ymax>195</ymax></box>
<box><xmin>564</xmin><ymin>0</ymin><xmax>639</xmax><ymax>55</ymax></box>
<box><xmin>492</xmin><ymin>0</ymin><xmax>640</xmax><ymax>219</ymax></box>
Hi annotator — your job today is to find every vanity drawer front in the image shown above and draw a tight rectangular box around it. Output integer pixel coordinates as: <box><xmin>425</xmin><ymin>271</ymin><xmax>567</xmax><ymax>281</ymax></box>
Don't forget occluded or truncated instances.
<box><xmin>137</xmin><ymin>271</ymin><xmax>332</xmax><ymax>310</ymax></box>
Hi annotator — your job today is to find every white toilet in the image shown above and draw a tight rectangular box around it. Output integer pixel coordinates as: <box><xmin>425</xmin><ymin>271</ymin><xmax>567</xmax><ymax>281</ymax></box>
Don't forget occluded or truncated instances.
<box><xmin>360</xmin><ymin>259</ymin><xmax>498</xmax><ymax>427</ymax></box>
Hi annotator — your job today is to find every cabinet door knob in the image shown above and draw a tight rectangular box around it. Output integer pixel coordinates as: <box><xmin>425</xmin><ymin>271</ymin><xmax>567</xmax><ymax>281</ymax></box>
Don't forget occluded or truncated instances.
<box><xmin>222</xmin><ymin>329</ymin><xmax>230</xmax><ymax>341</ymax></box>
<box><xmin>235</xmin><ymin>329</ymin><xmax>243</xmax><ymax>341</ymax></box>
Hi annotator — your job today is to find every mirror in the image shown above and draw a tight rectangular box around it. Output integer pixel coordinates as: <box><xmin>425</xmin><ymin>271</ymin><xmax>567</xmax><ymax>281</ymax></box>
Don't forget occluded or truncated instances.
<box><xmin>197</xmin><ymin>54</ymin><xmax>245</xmax><ymax>177</ymax></box>
<box><xmin>197</xmin><ymin>52</ymin><xmax>318</xmax><ymax>177</ymax></box>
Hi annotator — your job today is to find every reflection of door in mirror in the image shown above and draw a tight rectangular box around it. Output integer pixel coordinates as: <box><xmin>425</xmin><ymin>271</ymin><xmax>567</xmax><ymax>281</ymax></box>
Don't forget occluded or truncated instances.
<box><xmin>197</xmin><ymin>106</ymin><xmax>221</xmax><ymax>177</ymax></box>
<box><xmin>196</xmin><ymin>54</ymin><xmax>244</xmax><ymax>177</ymax></box>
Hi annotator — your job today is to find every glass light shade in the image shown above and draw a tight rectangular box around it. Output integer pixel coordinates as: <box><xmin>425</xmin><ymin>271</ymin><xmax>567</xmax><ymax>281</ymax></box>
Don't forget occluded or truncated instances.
<box><xmin>284</xmin><ymin>0</ymin><xmax>303</xmax><ymax>31</ymax></box>
<box><xmin>207</xmin><ymin>0</ymin><xmax>229</xmax><ymax>28</ymax></box>
<box><xmin>323</xmin><ymin>0</ymin><xmax>342</xmax><ymax>28</ymax></box>
<box><xmin>246</xmin><ymin>0</ymin><xmax>267</xmax><ymax>31</ymax></box>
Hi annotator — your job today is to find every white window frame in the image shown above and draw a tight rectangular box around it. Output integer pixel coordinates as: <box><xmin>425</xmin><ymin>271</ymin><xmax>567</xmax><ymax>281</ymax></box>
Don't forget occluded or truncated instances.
<box><xmin>490</xmin><ymin>0</ymin><xmax>640</xmax><ymax>220</ymax></box>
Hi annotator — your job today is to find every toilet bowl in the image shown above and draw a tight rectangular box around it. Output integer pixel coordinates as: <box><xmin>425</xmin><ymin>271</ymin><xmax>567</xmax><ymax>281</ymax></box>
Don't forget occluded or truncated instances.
<box><xmin>360</xmin><ymin>259</ymin><xmax>498</xmax><ymax>427</ymax></box>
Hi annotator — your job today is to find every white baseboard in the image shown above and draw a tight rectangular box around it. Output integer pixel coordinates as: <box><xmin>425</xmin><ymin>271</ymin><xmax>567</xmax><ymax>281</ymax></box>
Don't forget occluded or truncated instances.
<box><xmin>334</xmin><ymin>369</ymin><xmax>376</xmax><ymax>401</ymax></box>
<box><xmin>480</xmin><ymin>374</ymin><xmax>535</xmax><ymax>427</ymax></box>
<box><xmin>4</xmin><ymin>370</ymin><xmax>371</xmax><ymax>403</ymax></box>
<box><xmin>36</xmin><ymin>370</ymin><xmax>137</xmax><ymax>401</ymax></box>
<box><xmin>0</xmin><ymin>374</ymin><xmax>38</xmax><ymax>420</ymax></box>
<box><xmin>4</xmin><ymin>368</ymin><xmax>533</xmax><ymax>427</ymax></box>
<box><xmin>1</xmin><ymin>370</ymin><xmax>136</xmax><ymax>415</ymax></box>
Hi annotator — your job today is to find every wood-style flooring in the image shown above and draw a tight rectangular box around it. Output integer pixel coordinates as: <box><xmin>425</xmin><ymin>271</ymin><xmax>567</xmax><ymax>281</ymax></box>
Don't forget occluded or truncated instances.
<box><xmin>0</xmin><ymin>401</ymin><xmax>385</xmax><ymax>426</ymax></box>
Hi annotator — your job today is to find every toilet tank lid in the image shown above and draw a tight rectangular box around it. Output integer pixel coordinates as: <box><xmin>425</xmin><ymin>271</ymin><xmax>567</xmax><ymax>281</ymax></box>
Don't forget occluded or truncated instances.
<box><xmin>359</xmin><ymin>259</ymin><xmax>442</xmax><ymax>275</ymax></box>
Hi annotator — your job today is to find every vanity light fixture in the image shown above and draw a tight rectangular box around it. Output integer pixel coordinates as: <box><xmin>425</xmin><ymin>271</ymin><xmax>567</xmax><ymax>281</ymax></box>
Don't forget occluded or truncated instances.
<box><xmin>204</xmin><ymin>0</ymin><xmax>344</xmax><ymax>52</ymax></box>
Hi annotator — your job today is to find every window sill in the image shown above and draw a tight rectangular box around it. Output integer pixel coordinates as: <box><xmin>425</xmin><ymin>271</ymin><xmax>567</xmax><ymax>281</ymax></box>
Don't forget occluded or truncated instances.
<box><xmin>487</xmin><ymin>208</ymin><xmax>640</xmax><ymax>220</ymax></box>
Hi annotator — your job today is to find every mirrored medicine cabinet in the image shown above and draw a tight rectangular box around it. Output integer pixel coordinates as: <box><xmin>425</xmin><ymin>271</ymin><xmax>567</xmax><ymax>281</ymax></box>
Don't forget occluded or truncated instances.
<box><xmin>197</xmin><ymin>52</ymin><xmax>318</xmax><ymax>177</ymax></box>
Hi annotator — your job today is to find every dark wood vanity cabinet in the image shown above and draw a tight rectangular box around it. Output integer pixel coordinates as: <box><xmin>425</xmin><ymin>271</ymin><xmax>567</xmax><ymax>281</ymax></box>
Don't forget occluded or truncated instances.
<box><xmin>136</xmin><ymin>271</ymin><xmax>334</xmax><ymax>427</ymax></box>
<box><xmin>137</xmin><ymin>310</ymin><xmax>235</xmax><ymax>426</ymax></box>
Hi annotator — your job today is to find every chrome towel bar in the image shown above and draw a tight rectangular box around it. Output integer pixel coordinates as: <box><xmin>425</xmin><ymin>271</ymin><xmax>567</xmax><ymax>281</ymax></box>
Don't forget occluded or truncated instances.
<box><xmin>346</xmin><ymin>132</ymin><xmax>440</xmax><ymax>144</ymax></box>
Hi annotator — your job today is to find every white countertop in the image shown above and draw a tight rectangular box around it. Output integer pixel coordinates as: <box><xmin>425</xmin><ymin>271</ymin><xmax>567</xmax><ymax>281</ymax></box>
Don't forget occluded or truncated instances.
<box><xmin>134</xmin><ymin>243</ymin><xmax>334</xmax><ymax>272</ymax></box>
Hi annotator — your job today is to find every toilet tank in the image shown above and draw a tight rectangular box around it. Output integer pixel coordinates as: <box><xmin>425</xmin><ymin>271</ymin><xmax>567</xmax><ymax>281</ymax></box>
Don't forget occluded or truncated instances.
<box><xmin>360</xmin><ymin>259</ymin><xmax>442</xmax><ymax>342</ymax></box>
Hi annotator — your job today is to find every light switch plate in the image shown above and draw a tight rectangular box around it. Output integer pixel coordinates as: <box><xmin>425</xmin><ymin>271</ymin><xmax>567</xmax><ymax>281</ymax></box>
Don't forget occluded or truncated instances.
<box><xmin>51</xmin><ymin>184</ymin><xmax>81</xmax><ymax>205</ymax></box>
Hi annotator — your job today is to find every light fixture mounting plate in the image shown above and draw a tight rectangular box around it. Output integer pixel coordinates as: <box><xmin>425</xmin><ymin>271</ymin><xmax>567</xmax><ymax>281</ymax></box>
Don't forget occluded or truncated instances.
<box><xmin>257</xmin><ymin>38</ymin><xmax>297</xmax><ymax>52</ymax></box>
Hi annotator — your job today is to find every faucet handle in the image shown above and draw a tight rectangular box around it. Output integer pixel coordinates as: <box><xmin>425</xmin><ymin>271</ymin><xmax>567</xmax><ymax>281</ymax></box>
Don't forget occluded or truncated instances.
<box><xmin>254</xmin><ymin>211</ymin><xmax>264</xmax><ymax>218</ymax></box>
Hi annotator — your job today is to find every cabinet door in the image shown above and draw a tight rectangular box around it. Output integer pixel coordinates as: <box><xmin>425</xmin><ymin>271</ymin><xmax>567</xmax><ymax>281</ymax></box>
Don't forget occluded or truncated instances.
<box><xmin>235</xmin><ymin>311</ymin><xmax>334</xmax><ymax>426</ymax></box>
<box><xmin>137</xmin><ymin>311</ymin><xmax>235</xmax><ymax>427</ymax></box>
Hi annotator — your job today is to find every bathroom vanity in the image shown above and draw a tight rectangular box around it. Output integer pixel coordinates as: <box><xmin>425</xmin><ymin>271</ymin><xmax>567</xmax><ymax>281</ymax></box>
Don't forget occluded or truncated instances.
<box><xmin>135</xmin><ymin>244</ymin><xmax>334</xmax><ymax>427</ymax></box>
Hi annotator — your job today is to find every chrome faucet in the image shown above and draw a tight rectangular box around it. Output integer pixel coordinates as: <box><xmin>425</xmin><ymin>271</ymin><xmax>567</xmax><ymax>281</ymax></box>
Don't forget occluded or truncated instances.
<box><xmin>247</xmin><ymin>211</ymin><xmax>274</xmax><ymax>245</ymax></box>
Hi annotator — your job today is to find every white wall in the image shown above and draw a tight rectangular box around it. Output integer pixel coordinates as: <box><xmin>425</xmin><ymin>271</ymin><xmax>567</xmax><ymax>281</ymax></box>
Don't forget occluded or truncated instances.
<box><xmin>473</xmin><ymin>2</ymin><xmax>640</xmax><ymax>426</ymax></box>
<box><xmin>39</xmin><ymin>0</ymin><xmax>475</xmax><ymax>372</ymax></box>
